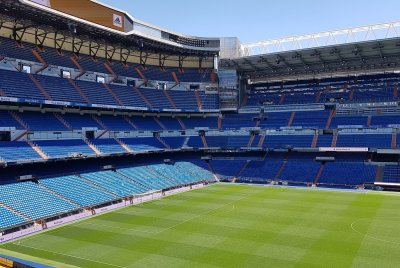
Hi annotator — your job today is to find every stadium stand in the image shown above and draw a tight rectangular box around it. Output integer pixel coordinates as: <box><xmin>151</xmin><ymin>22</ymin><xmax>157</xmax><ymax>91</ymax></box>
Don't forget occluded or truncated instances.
<box><xmin>1</xmin><ymin>1</ymin><xmax>400</xmax><ymax>243</ymax></box>
<box><xmin>0</xmin><ymin>162</ymin><xmax>214</xmax><ymax>229</ymax></box>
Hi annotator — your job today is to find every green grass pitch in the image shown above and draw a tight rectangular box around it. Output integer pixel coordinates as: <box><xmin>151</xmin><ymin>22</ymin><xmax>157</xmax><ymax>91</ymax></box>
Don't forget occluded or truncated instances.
<box><xmin>1</xmin><ymin>183</ymin><xmax>400</xmax><ymax>268</ymax></box>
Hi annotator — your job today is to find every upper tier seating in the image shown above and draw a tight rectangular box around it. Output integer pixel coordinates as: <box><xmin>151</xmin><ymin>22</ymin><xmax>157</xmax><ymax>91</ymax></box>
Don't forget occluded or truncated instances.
<box><xmin>206</xmin><ymin>136</ymin><xmax>250</xmax><ymax>148</ymax></box>
<box><xmin>187</xmin><ymin>136</ymin><xmax>205</xmax><ymax>148</ymax></box>
<box><xmin>33</xmin><ymin>74</ymin><xmax>86</xmax><ymax>103</ymax></box>
<box><xmin>259</xmin><ymin>112</ymin><xmax>292</xmax><ymax>128</ymax></box>
<box><xmin>246</xmin><ymin>74</ymin><xmax>399</xmax><ymax>107</ymax></box>
<box><xmin>0</xmin><ymin>111</ymin><xmax>22</xmax><ymax>129</ymax></box>
<box><xmin>162</xmin><ymin>137</ymin><xmax>186</xmax><ymax>149</ymax></box>
<box><xmin>291</xmin><ymin>110</ymin><xmax>330</xmax><ymax>129</ymax></box>
<box><xmin>35</xmin><ymin>140</ymin><xmax>95</xmax><ymax>158</ymax></box>
<box><xmin>330</xmin><ymin>115</ymin><xmax>368</xmax><ymax>128</ymax></box>
<box><xmin>180</xmin><ymin>117</ymin><xmax>218</xmax><ymax>129</ymax></box>
<box><xmin>0</xmin><ymin>142</ymin><xmax>41</xmax><ymax>162</ymax></box>
<box><xmin>0</xmin><ymin>69</ymin><xmax>46</xmax><ymax>101</ymax></box>
<box><xmin>336</xmin><ymin>133</ymin><xmax>392</xmax><ymax>148</ymax></box>
<box><xmin>263</xmin><ymin>134</ymin><xmax>314</xmax><ymax>148</ymax></box>
<box><xmin>0</xmin><ymin>37</ymin><xmax>38</xmax><ymax>63</ymax></box>
<box><xmin>169</xmin><ymin>90</ymin><xmax>199</xmax><ymax>111</ymax></box>
<box><xmin>121</xmin><ymin>137</ymin><xmax>165</xmax><ymax>151</ymax></box>
<box><xmin>37</xmin><ymin>48</ymin><xmax>76</xmax><ymax>69</ymax></box>
<box><xmin>0</xmin><ymin>36</ymin><xmax>213</xmax><ymax>84</ymax></box>
<box><xmin>199</xmin><ymin>91</ymin><xmax>219</xmax><ymax>110</ymax></box>
<box><xmin>91</xmin><ymin>139</ymin><xmax>126</xmax><ymax>154</ymax></box>
<box><xmin>222</xmin><ymin>114</ymin><xmax>257</xmax><ymax>129</ymax></box>
<box><xmin>370</xmin><ymin>114</ymin><xmax>400</xmax><ymax>127</ymax></box>
<box><xmin>18</xmin><ymin>111</ymin><xmax>67</xmax><ymax>131</ymax></box>
<box><xmin>96</xmin><ymin>115</ymin><xmax>135</xmax><ymax>131</ymax></box>
<box><xmin>0</xmin><ymin>68</ymin><xmax>218</xmax><ymax>111</ymax></box>
<box><xmin>62</xmin><ymin>113</ymin><xmax>101</xmax><ymax>129</ymax></box>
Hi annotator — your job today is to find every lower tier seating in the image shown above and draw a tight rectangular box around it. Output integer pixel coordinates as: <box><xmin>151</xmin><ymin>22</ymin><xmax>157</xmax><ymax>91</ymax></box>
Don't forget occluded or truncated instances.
<box><xmin>0</xmin><ymin>162</ymin><xmax>215</xmax><ymax>230</ymax></box>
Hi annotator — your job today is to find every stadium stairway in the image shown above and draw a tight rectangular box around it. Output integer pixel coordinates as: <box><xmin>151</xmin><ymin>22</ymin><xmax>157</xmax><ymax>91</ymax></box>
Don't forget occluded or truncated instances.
<box><xmin>164</xmin><ymin>90</ymin><xmax>177</xmax><ymax>109</ymax></box>
<box><xmin>257</xmin><ymin>134</ymin><xmax>266</xmax><ymax>148</ymax></box>
<box><xmin>313</xmin><ymin>164</ymin><xmax>325</xmax><ymax>185</ymax></box>
<box><xmin>53</xmin><ymin>113</ymin><xmax>72</xmax><ymax>130</ymax></box>
<box><xmin>171</xmin><ymin>71</ymin><xmax>180</xmax><ymax>84</ymax></box>
<box><xmin>31</xmin><ymin>48</ymin><xmax>48</xmax><ymax>73</ymax></box>
<box><xmin>115</xmin><ymin>138</ymin><xmax>133</xmax><ymax>153</ymax></box>
<box><xmin>134</xmin><ymin>67</ymin><xmax>147</xmax><ymax>81</ymax></box>
<box><xmin>67</xmin><ymin>78</ymin><xmax>92</xmax><ymax>103</ymax></box>
<box><xmin>176</xmin><ymin>117</ymin><xmax>186</xmax><ymax>130</ymax></box>
<box><xmin>103</xmin><ymin>83</ymin><xmax>124</xmax><ymax>106</ymax></box>
<box><xmin>146</xmin><ymin>165</ymin><xmax>177</xmax><ymax>184</ymax></box>
<box><xmin>311</xmin><ymin>133</ymin><xmax>319</xmax><ymax>148</ymax></box>
<box><xmin>156</xmin><ymin>136</ymin><xmax>171</xmax><ymax>149</ymax></box>
<box><xmin>206</xmin><ymin>162</ymin><xmax>220</xmax><ymax>182</ymax></box>
<box><xmin>325</xmin><ymin>109</ymin><xmax>336</xmax><ymax>129</ymax></box>
<box><xmin>37</xmin><ymin>183</ymin><xmax>81</xmax><ymax>207</ymax></box>
<box><xmin>287</xmin><ymin>112</ymin><xmax>296</xmax><ymax>127</ymax></box>
<box><xmin>375</xmin><ymin>166</ymin><xmax>385</xmax><ymax>183</ymax></box>
<box><xmin>114</xmin><ymin>171</ymin><xmax>153</xmax><ymax>192</ymax></box>
<box><xmin>331</xmin><ymin>133</ymin><xmax>338</xmax><ymax>147</ymax></box>
<box><xmin>194</xmin><ymin>90</ymin><xmax>203</xmax><ymax>110</ymax></box>
<box><xmin>201</xmin><ymin>134</ymin><xmax>208</xmax><ymax>148</ymax></box>
<box><xmin>233</xmin><ymin>161</ymin><xmax>251</xmax><ymax>182</ymax></box>
<box><xmin>27</xmin><ymin>73</ymin><xmax>52</xmax><ymax>100</ymax></box>
<box><xmin>154</xmin><ymin>118</ymin><xmax>167</xmax><ymax>130</ymax></box>
<box><xmin>83</xmin><ymin>139</ymin><xmax>101</xmax><ymax>155</ymax></box>
<box><xmin>392</xmin><ymin>133</ymin><xmax>397</xmax><ymax>149</ymax></box>
<box><xmin>0</xmin><ymin>201</ymin><xmax>32</xmax><ymax>223</ymax></box>
<box><xmin>123</xmin><ymin>116</ymin><xmax>139</xmax><ymax>130</ymax></box>
<box><xmin>8</xmin><ymin>111</ymin><xmax>29</xmax><ymax>130</ymax></box>
<box><xmin>26</xmin><ymin>141</ymin><xmax>48</xmax><ymax>160</ymax></box>
<box><xmin>274</xmin><ymin>154</ymin><xmax>289</xmax><ymax>180</ymax></box>
<box><xmin>70</xmin><ymin>56</ymin><xmax>86</xmax><ymax>78</ymax></box>
<box><xmin>103</xmin><ymin>62</ymin><xmax>117</xmax><ymax>81</ymax></box>
<box><xmin>134</xmin><ymin>87</ymin><xmax>153</xmax><ymax>108</ymax></box>
<box><xmin>78</xmin><ymin>174</ymin><xmax>119</xmax><ymax>197</ymax></box>
<box><xmin>247</xmin><ymin>134</ymin><xmax>255</xmax><ymax>147</ymax></box>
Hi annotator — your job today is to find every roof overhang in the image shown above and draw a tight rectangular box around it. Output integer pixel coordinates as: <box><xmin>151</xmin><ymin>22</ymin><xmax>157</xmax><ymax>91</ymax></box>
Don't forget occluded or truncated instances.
<box><xmin>220</xmin><ymin>38</ymin><xmax>400</xmax><ymax>83</ymax></box>
<box><xmin>0</xmin><ymin>0</ymin><xmax>219</xmax><ymax>57</ymax></box>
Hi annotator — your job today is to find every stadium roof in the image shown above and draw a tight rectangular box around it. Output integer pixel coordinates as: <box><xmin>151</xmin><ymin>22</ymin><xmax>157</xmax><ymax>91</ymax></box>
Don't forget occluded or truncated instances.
<box><xmin>221</xmin><ymin>40</ymin><xmax>400</xmax><ymax>83</ymax></box>
<box><xmin>0</xmin><ymin>0</ymin><xmax>219</xmax><ymax>57</ymax></box>
<box><xmin>242</xmin><ymin>21</ymin><xmax>400</xmax><ymax>56</ymax></box>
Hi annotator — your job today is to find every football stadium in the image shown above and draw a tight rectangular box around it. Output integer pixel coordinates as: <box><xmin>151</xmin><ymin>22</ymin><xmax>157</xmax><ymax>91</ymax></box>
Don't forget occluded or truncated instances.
<box><xmin>0</xmin><ymin>0</ymin><xmax>400</xmax><ymax>267</ymax></box>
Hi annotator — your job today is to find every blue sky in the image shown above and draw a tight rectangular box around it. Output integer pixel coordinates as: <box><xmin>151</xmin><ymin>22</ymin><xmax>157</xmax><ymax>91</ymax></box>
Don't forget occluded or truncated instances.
<box><xmin>101</xmin><ymin>0</ymin><xmax>400</xmax><ymax>43</ymax></box>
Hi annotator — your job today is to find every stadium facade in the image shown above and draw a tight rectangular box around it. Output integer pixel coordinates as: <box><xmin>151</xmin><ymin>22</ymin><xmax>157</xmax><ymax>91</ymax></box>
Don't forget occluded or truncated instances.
<box><xmin>0</xmin><ymin>0</ymin><xmax>399</xmax><ymax>246</ymax></box>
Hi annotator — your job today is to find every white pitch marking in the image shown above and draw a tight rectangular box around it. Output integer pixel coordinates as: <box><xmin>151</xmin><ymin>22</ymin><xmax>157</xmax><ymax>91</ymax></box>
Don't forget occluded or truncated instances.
<box><xmin>350</xmin><ymin>217</ymin><xmax>400</xmax><ymax>245</ymax></box>
<box><xmin>11</xmin><ymin>242</ymin><xmax>126</xmax><ymax>268</ymax></box>
<box><xmin>79</xmin><ymin>196</ymin><xmax>243</xmax><ymax>236</ymax></box>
